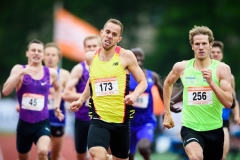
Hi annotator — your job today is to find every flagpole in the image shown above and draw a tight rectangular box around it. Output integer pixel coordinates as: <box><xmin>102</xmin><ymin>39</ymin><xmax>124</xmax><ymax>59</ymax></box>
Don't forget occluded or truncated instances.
<box><xmin>54</xmin><ymin>0</ymin><xmax>63</xmax><ymax>68</ymax></box>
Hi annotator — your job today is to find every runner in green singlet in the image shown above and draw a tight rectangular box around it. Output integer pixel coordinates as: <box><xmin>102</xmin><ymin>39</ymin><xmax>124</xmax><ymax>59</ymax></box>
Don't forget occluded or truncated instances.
<box><xmin>163</xmin><ymin>26</ymin><xmax>233</xmax><ymax>160</ymax></box>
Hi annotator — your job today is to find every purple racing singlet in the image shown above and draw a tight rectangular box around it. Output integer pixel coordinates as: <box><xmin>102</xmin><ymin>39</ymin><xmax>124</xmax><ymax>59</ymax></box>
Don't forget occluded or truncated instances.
<box><xmin>75</xmin><ymin>62</ymin><xmax>90</xmax><ymax>121</ymax></box>
<box><xmin>17</xmin><ymin>65</ymin><xmax>50</xmax><ymax>123</ymax></box>
<box><xmin>48</xmin><ymin>68</ymin><xmax>66</xmax><ymax>126</ymax></box>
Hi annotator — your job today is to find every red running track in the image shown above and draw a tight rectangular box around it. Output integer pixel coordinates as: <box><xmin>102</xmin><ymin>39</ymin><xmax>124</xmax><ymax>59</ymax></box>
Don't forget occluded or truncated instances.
<box><xmin>0</xmin><ymin>134</ymin><xmax>76</xmax><ymax>160</ymax></box>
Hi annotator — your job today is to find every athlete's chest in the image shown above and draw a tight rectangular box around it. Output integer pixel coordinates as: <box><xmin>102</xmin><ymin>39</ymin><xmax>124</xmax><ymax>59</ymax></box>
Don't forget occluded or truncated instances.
<box><xmin>90</xmin><ymin>58</ymin><xmax>124</xmax><ymax>78</ymax></box>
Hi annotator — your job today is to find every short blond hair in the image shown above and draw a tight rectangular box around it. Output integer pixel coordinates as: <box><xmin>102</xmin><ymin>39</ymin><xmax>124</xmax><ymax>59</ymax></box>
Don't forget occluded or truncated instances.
<box><xmin>83</xmin><ymin>35</ymin><xmax>101</xmax><ymax>47</ymax></box>
<box><xmin>44</xmin><ymin>42</ymin><xmax>61</xmax><ymax>59</ymax></box>
<box><xmin>189</xmin><ymin>25</ymin><xmax>214</xmax><ymax>44</ymax></box>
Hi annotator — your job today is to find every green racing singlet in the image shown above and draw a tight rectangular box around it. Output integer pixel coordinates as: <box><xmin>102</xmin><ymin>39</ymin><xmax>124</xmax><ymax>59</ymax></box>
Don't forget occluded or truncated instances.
<box><xmin>181</xmin><ymin>59</ymin><xmax>222</xmax><ymax>131</ymax></box>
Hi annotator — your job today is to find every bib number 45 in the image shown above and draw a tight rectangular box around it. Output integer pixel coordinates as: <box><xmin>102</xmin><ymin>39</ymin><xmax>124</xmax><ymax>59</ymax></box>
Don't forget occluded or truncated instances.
<box><xmin>29</xmin><ymin>98</ymin><xmax>37</xmax><ymax>106</ymax></box>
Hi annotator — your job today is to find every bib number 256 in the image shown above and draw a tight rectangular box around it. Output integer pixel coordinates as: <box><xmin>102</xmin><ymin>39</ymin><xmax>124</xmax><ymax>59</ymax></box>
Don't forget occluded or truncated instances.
<box><xmin>192</xmin><ymin>92</ymin><xmax>206</xmax><ymax>100</ymax></box>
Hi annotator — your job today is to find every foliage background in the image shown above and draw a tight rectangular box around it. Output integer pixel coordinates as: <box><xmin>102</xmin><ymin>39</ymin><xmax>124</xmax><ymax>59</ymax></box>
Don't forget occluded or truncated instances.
<box><xmin>1</xmin><ymin>0</ymin><xmax>240</xmax><ymax>96</ymax></box>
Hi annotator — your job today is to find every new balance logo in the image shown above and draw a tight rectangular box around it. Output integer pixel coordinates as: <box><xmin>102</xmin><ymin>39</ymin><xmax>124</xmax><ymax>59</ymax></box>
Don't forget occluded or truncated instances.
<box><xmin>112</xmin><ymin>62</ymin><xmax>119</xmax><ymax>66</ymax></box>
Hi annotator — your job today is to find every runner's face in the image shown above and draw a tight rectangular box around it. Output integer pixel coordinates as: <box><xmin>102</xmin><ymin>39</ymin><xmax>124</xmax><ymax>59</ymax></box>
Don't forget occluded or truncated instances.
<box><xmin>210</xmin><ymin>47</ymin><xmax>223</xmax><ymax>61</ymax></box>
<box><xmin>84</xmin><ymin>38</ymin><xmax>100</xmax><ymax>52</ymax></box>
<box><xmin>27</xmin><ymin>43</ymin><xmax>44</xmax><ymax>64</ymax></box>
<box><xmin>44</xmin><ymin>47</ymin><xmax>59</xmax><ymax>68</ymax></box>
<box><xmin>192</xmin><ymin>34</ymin><xmax>212</xmax><ymax>61</ymax></box>
<box><xmin>133</xmin><ymin>51</ymin><xmax>144</xmax><ymax>67</ymax></box>
<box><xmin>100</xmin><ymin>22</ymin><xmax>122</xmax><ymax>51</ymax></box>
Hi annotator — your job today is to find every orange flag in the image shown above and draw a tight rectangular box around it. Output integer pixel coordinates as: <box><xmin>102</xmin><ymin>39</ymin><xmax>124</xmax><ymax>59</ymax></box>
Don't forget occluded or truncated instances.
<box><xmin>54</xmin><ymin>8</ymin><xmax>99</xmax><ymax>62</ymax></box>
<box><xmin>151</xmin><ymin>85</ymin><xmax>164</xmax><ymax>115</ymax></box>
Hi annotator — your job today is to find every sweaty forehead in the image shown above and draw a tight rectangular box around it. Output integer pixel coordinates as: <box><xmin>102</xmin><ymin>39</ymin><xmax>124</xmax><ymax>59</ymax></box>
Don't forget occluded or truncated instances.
<box><xmin>193</xmin><ymin>34</ymin><xmax>209</xmax><ymax>43</ymax></box>
<box><xmin>45</xmin><ymin>46</ymin><xmax>58</xmax><ymax>54</ymax></box>
<box><xmin>211</xmin><ymin>47</ymin><xmax>222</xmax><ymax>52</ymax></box>
<box><xmin>104</xmin><ymin>22</ymin><xmax>121</xmax><ymax>34</ymax></box>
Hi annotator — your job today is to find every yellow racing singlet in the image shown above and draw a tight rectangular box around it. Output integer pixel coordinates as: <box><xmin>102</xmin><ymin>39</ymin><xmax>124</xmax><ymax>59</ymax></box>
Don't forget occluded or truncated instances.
<box><xmin>89</xmin><ymin>46</ymin><xmax>134</xmax><ymax>123</ymax></box>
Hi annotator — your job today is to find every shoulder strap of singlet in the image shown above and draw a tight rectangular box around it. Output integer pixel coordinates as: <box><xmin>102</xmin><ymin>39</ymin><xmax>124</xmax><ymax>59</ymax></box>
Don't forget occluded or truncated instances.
<box><xmin>57</xmin><ymin>68</ymin><xmax>61</xmax><ymax>81</ymax></box>
<box><xmin>94</xmin><ymin>46</ymin><xmax>121</xmax><ymax>55</ymax></box>
<box><xmin>94</xmin><ymin>48</ymin><xmax>101</xmax><ymax>55</ymax></box>
<box><xmin>186</xmin><ymin>58</ymin><xmax>194</xmax><ymax>68</ymax></box>
<box><xmin>81</xmin><ymin>62</ymin><xmax>86</xmax><ymax>70</ymax></box>
<box><xmin>44</xmin><ymin>66</ymin><xmax>50</xmax><ymax>78</ymax></box>
<box><xmin>146</xmin><ymin>69</ymin><xmax>153</xmax><ymax>79</ymax></box>
<box><xmin>22</xmin><ymin>64</ymin><xmax>26</xmax><ymax>68</ymax></box>
<box><xmin>210</xmin><ymin>59</ymin><xmax>219</xmax><ymax>69</ymax></box>
<box><xmin>115</xmin><ymin>46</ymin><xmax>121</xmax><ymax>54</ymax></box>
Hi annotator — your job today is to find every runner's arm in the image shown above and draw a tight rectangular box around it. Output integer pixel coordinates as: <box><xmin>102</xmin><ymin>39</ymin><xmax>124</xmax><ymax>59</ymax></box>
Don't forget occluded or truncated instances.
<box><xmin>63</xmin><ymin>64</ymin><xmax>83</xmax><ymax>102</ymax></box>
<box><xmin>230</xmin><ymin>75</ymin><xmax>240</xmax><ymax>122</ymax></box>
<box><xmin>50</xmin><ymin>68</ymin><xmax>62</xmax><ymax>109</ymax></box>
<box><xmin>127</xmin><ymin>50</ymin><xmax>147</xmax><ymax>97</ymax></box>
<box><xmin>2</xmin><ymin>65</ymin><xmax>23</xmax><ymax>96</ymax></box>
<box><xmin>164</xmin><ymin>62</ymin><xmax>184</xmax><ymax>114</ymax></box>
<box><xmin>74</xmin><ymin>51</ymin><xmax>94</xmax><ymax>106</ymax></box>
<box><xmin>76</xmin><ymin>79</ymin><xmax>90</xmax><ymax>106</ymax></box>
<box><xmin>213</xmin><ymin>63</ymin><xmax>233</xmax><ymax>108</ymax></box>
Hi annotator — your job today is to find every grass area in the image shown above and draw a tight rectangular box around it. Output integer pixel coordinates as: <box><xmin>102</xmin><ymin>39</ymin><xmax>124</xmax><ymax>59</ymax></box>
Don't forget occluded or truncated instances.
<box><xmin>135</xmin><ymin>151</ymin><xmax>240</xmax><ymax>160</ymax></box>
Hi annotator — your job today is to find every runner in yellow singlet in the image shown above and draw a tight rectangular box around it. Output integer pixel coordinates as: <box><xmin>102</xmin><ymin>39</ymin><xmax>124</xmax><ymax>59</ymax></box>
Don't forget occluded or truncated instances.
<box><xmin>69</xmin><ymin>18</ymin><xmax>147</xmax><ymax>160</ymax></box>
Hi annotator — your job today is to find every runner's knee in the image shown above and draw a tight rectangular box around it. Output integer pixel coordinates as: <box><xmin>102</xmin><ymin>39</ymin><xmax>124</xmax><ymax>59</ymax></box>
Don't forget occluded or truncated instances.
<box><xmin>138</xmin><ymin>144</ymin><xmax>151</xmax><ymax>155</ymax></box>
<box><xmin>187</xmin><ymin>152</ymin><xmax>203</xmax><ymax>160</ymax></box>
<box><xmin>89</xmin><ymin>147</ymin><xmax>106</xmax><ymax>160</ymax></box>
<box><xmin>38</xmin><ymin>148</ymin><xmax>48</xmax><ymax>159</ymax></box>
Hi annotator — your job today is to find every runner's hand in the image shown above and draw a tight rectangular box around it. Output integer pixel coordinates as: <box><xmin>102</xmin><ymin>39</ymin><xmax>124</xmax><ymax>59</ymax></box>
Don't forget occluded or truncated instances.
<box><xmin>54</xmin><ymin>107</ymin><xmax>64</xmax><ymax>121</ymax></box>
<box><xmin>201</xmin><ymin>69</ymin><xmax>212</xmax><ymax>84</ymax></box>
<box><xmin>124</xmin><ymin>94</ymin><xmax>137</xmax><ymax>105</ymax></box>
<box><xmin>234</xmin><ymin>115</ymin><xmax>240</xmax><ymax>125</ymax></box>
<box><xmin>69</xmin><ymin>99</ymin><xmax>82</xmax><ymax>112</ymax></box>
<box><xmin>21</xmin><ymin>61</ymin><xmax>40</xmax><ymax>76</ymax></box>
<box><xmin>163</xmin><ymin>112</ymin><xmax>175</xmax><ymax>129</ymax></box>
<box><xmin>16</xmin><ymin>105</ymin><xmax>20</xmax><ymax>112</ymax></box>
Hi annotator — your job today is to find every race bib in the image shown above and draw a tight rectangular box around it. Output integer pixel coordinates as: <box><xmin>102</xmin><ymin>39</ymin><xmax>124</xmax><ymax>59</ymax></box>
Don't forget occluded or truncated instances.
<box><xmin>94</xmin><ymin>77</ymin><xmax>119</xmax><ymax>96</ymax></box>
<box><xmin>22</xmin><ymin>93</ymin><xmax>45</xmax><ymax>111</ymax></box>
<box><xmin>188</xmin><ymin>86</ymin><xmax>212</xmax><ymax>105</ymax></box>
<box><xmin>47</xmin><ymin>94</ymin><xmax>54</xmax><ymax>110</ymax></box>
<box><xmin>132</xmin><ymin>92</ymin><xmax>149</xmax><ymax>108</ymax></box>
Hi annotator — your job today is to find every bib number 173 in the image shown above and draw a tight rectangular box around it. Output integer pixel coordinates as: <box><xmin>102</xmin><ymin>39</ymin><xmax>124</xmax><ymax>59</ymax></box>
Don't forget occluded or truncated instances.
<box><xmin>94</xmin><ymin>77</ymin><xmax>119</xmax><ymax>96</ymax></box>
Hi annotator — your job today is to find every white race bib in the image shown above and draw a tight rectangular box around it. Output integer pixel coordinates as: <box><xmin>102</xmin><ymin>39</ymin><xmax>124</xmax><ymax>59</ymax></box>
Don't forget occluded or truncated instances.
<box><xmin>188</xmin><ymin>86</ymin><xmax>212</xmax><ymax>105</ymax></box>
<box><xmin>132</xmin><ymin>92</ymin><xmax>149</xmax><ymax>108</ymax></box>
<box><xmin>22</xmin><ymin>93</ymin><xmax>45</xmax><ymax>111</ymax></box>
<box><xmin>47</xmin><ymin>94</ymin><xmax>55</xmax><ymax>110</ymax></box>
<box><xmin>94</xmin><ymin>77</ymin><xmax>119</xmax><ymax>96</ymax></box>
